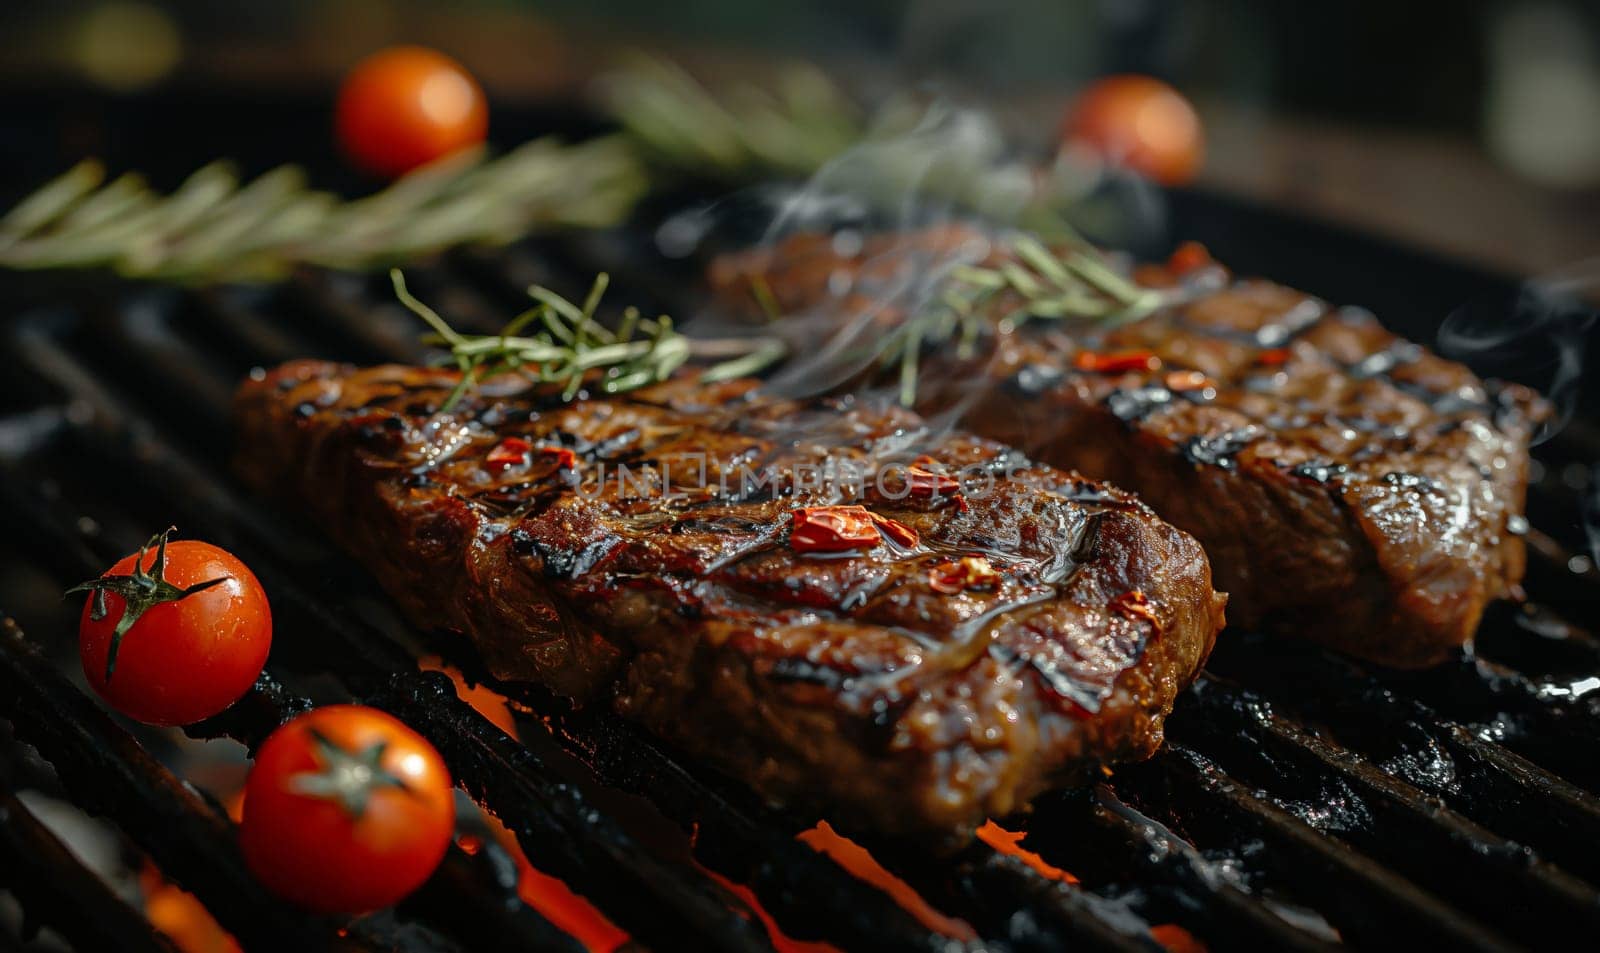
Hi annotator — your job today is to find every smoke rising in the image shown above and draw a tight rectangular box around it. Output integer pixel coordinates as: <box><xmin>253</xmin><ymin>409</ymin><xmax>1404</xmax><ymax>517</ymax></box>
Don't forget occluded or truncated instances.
<box><xmin>1438</xmin><ymin>258</ymin><xmax>1598</xmax><ymax>446</ymax></box>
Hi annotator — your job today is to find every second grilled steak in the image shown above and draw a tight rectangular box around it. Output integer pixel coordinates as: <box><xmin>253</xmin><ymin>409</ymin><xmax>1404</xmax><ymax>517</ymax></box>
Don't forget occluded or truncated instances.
<box><xmin>234</xmin><ymin>361</ymin><xmax>1224</xmax><ymax>840</ymax></box>
<box><xmin>711</xmin><ymin>228</ymin><xmax>1545</xmax><ymax>666</ymax></box>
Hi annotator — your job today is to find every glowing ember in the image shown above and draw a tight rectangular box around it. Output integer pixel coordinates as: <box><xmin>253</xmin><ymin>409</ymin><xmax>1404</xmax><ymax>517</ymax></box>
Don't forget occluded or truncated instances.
<box><xmin>798</xmin><ymin>822</ymin><xmax>975</xmax><ymax>940</ymax></box>
<box><xmin>420</xmin><ymin>656</ymin><xmax>519</xmax><ymax>738</ymax></box>
<box><xmin>421</xmin><ymin>657</ymin><xmax>626</xmax><ymax>951</ymax></box>
<box><xmin>698</xmin><ymin>866</ymin><xmax>842</xmax><ymax>953</ymax></box>
<box><xmin>975</xmin><ymin>821</ymin><xmax>1079</xmax><ymax>883</ymax></box>
<box><xmin>483</xmin><ymin>814</ymin><xmax>630</xmax><ymax>953</ymax></box>
<box><xmin>140</xmin><ymin>862</ymin><xmax>241</xmax><ymax>953</ymax></box>
<box><xmin>1151</xmin><ymin>923</ymin><xmax>1209</xmax><ymax>953</ymax></box>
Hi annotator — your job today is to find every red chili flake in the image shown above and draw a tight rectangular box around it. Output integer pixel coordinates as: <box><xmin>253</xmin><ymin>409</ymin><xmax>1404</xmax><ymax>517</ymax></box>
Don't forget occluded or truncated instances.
<box><xmin>539</xmin><ymin>447</ymin><xmax>579</xmax><ymax>470</ymax></box>
<box><xmin>1163</xmin><ymin>370</ymin><xmax>1214</xmax><ymax>392</ymax></box>
<box><xmin>1110</xmin><ymin>590</ymin><xmax>1161</xmax><ymax>630</ymax></box>
<box><xmin>929</xmin><ymin>555</ymin><xmax>1003</xmax><ymax>594</ymax></box>
<box><xmin>485</xmin><ymin>437</ymin><xmax>532</xmax><ymax>471</ymax></box>
<box><xmin>789</xmin><ymin>506</ymin><xmax>882</xmax><ymax>553</ymax></box>
<box><xmin>1256</xmin><ymin>348</ymin><xmax>1291</xmax><ymax>367</ymax></box>
<box><xmin>905</xmin><ymin>456</ymin><xmax>960</xmax><ymax>498</ymax></box>
<box><xmin>1073</xmin><ymin>349</ymin><xmax>1162</xmax><ymax>374</ymax></box>
<box><xmin>867</xmin><ymin>512</ymin><xmax>919</xmax><ymax>549</ymax></box>
<box><xmin>1166</xmin><ymin>241</ymin><xmax>1213</xmax><ymax>276</ymax></box>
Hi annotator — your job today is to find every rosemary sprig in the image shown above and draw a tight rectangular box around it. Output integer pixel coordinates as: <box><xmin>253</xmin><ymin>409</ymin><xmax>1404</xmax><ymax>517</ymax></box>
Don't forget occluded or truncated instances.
<box><xmin>597</xmin><ymin>55</ymin><xmax>864</xmax><ymax>178</ymax></box>
<box><xmin>871</xmin><ymin>233</ymin><xmax>1167</xmax><ymax>405</ymax></box>
<box><xmin>0</xmin><ymin>137</ymin><xmax>647</xmax><ymax>284</ymax></box>
<box><xmin>391</xmin><ymin>269</ymin><xmax>784</xmax><ymax>410</ymax></box>
<box><xmin>598</xmin><ymin>57</ymin><xmax>1087</xmax><ymax>241</ymax></box>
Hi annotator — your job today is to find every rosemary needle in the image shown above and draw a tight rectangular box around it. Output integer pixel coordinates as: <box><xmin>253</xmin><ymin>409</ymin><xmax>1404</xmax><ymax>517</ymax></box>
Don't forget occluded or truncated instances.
<box><xmin>390</xmin><ymin>269</ymin><xmax>785</xmax><ymax>410</ymax></box>
<box><xmin>841</xmin><ymin>231</ymin><xmax>1171</xmax><ymax>406</ymax></box>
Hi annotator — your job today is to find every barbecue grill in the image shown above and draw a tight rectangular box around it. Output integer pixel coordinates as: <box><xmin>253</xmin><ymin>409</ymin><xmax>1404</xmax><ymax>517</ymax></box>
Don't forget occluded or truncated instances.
<box><xmin>2</xmin><ymin>96</ymin><xmax>1599</xmax><ymax>952</ymax></box>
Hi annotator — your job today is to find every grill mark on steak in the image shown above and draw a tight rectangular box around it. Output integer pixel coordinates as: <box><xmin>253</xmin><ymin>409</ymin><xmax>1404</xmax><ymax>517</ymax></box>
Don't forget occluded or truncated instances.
<box><xmin>234</xmin><ymin>360</ymin><xmax>1225</xmax><ymax>841</ymax></box>
<box><xmin>710</xmin><ymin>227</ymin><xmax>1549</xmax><ymax>667</ymax></box>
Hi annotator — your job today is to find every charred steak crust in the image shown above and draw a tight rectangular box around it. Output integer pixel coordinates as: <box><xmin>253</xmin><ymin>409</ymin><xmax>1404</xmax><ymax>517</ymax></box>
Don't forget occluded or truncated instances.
<box><xmin>234</xmin><ymin>360</ymin><xmax>1224</xmax><ymax>839</ymax></box>
<box><xmin>711</xmin><ymin>228</ymin><xmax>1546</xmax><ymax>668</ymax></box>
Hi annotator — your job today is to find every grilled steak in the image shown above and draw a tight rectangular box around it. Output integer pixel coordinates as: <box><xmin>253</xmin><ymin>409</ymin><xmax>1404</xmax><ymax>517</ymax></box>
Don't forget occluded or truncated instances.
<box><xmin>711</xmin><ymin>228</ymin><xmax>1545</xmax><ymax>667</ymax></box>
<box><xmin>234</xmin><ymin>360</ymin><xmax>1224</xmax><ymax>840</ymax></box>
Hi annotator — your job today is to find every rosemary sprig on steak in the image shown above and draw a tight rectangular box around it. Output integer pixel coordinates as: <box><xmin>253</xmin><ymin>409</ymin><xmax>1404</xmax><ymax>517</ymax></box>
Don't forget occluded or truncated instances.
<box><xmin>884</xmin><ymin>234</ymin><xmax>1165</xmax><ymax>405</ymax></box>
<box><xmin>391</xmin><ymin>269</ymin><xmax>784</xmax><ymax>410</ymax></box>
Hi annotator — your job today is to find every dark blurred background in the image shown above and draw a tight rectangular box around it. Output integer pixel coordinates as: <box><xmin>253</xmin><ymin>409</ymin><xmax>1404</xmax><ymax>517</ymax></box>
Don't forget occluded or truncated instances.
<box><xmin>0</xmin><ymin>0</ymin><xmax>1596</xmax><ymax>275</ymax></box>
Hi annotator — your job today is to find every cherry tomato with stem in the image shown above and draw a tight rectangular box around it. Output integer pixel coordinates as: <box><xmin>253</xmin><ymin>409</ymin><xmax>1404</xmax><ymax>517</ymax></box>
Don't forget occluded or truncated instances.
<box><xmin>71</xmin><ymin>528</ymin><xmax>271</xmax><ymax>727</ymax></box>
<box><xmin>239</xmin><ymin>705</ymin><xmax>455</xmax><ymax>915</ymax></box>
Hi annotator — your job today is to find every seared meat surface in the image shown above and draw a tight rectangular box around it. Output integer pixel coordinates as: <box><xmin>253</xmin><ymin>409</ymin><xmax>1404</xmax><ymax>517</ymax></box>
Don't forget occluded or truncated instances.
<box><xmin>235</xmin><ymin>361</ymin><xmax>1224</xmax><ymax>840</ymax></box>
<box><xmin>711</xmin><ymin>228</ymin><xmax>1545</xmax><ymax>667</ymax></box>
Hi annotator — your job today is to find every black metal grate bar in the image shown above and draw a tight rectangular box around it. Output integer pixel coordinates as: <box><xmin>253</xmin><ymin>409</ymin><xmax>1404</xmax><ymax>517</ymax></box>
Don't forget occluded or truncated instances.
<box><xmin>1172</xmin><ymin>675</ymin><xmax>1600</xmax><ymax>945</ymax></box>
<box><xmin>1204</xmin><ymin>632</ymin><xmax>1600</xmax><ymax>881</ymax></box>
<box><xmin>1116</xmin><ymin>746</ymin><xmax>1520</xmax><ymax>951</ymax></box>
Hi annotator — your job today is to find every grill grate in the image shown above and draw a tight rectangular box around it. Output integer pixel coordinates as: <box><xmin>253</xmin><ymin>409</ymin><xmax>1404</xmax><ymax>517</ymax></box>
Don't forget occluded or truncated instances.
<box><xmin>0</xmin><ymin>225</ymin><xmax>1597</xmax><ymax>952</ymax></box>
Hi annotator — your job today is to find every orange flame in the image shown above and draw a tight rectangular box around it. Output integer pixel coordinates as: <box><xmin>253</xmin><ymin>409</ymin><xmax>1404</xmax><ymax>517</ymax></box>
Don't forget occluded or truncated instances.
<box><xmin>975</xmin><ymin>820</ymin><xmax>1079</xmax><ymax>883</ymax></box>
<box><xmin>697</xmin><ymin>865</ymin><xmax>842</xmax><ymax>953</ymax></box>
<box><xmin>420</xmin><ymin>655</ymin><xmax>520</xmax><ymax>738</ymax></box>
<box><xmin>1151</xmin><ymin>923</ymin><xmax>1208</xmax><ymax>953</ymax></box>
<box><xmin>424</xmin><ymin>656</ymin><xmax>629</xmax><ymax>952</ymax></box>
<box><xmin>481</xmin><ymin>814</ymin><xmax>630</xmax><ymax>953</ymax></box>
<box><xmin>797</xmin><ymin>822</ymin><xmax>976</xmax><ymax>940</ymax></box>
<box><xmin>139</xmin><ymin>863</ymin><xmax>242</xmax><ymax>953</ymax></box>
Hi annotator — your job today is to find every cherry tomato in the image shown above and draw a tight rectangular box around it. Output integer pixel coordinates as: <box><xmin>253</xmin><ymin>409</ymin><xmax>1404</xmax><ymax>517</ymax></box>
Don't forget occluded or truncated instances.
<box><xmin>1061</xmin><ymin>75</ymin><xmax>1204</xmax><ymax>186</ymax></box>
<box><xmin>336</xmin><ymin>46</ymin><xmax>488</xmax><ymax>178</ymax></box>
<box><xmin>240</xmin><ymin>705</ymin><xmax>455</xmax><ymax>915</ymax></box>
<box><xmin>74</xmin><ymin>530</ymin><xmax>271</xmax><ymax>727</ymax></box>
